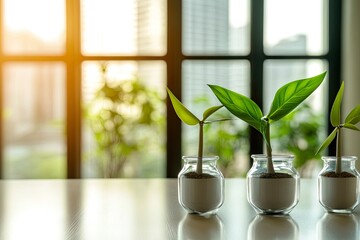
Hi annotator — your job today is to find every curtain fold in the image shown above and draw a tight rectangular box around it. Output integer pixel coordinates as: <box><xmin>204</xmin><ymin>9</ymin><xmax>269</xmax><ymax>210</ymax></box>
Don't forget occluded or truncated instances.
<box><xmin>343</xmin><ymin>0</ymin><xmax>360</xmax><ymax>169</ymax></box>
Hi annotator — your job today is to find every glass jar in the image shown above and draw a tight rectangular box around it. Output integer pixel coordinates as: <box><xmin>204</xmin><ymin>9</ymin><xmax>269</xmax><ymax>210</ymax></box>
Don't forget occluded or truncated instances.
<box><xmin>247</xmin><ymin>154</ymin><xmax>300</xmax><ymax>215</ymax></box>
<box><xmin>318</xmin><ymin>156</ymin><xmax>360</xmax><ymax>214</ymax></box>
<box><xmin>178</xmin><ymin>156</ymin><xmax>225</xmax><ymax>215</ymax></box>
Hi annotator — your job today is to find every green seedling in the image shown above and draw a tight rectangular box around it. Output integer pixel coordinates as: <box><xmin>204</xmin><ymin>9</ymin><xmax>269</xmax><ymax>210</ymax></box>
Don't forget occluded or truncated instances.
<box><xmin>209</xmin><ymin>72</ymin><xmax>327</xmax><ymax>174</ymax></box>
<box><xmin>316</xmin><ymin>82</ymin><xmax>360</xmax><ymax>174</ymax></box>
<box><xmin>167</xmin><ymin>88</ymin><xmax>225</xmax><ymax>174</ymax></box>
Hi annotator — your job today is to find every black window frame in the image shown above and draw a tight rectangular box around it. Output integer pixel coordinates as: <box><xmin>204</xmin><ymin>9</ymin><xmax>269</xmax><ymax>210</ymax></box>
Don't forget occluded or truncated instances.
<box><xmin>0</xmin><ymin>0</ymin><xmax>341</xmax><ymax>178</ymax></box>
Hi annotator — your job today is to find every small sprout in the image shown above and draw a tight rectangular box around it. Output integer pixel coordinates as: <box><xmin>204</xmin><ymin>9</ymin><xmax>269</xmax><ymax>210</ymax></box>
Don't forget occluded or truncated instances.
<box><xmin>167</xmin><ymin>88</ymin><xmax>223</xmax><ymax>174</ymax></box>
<box><xmin>316</xmin><ymin>82</ymin><xmax>360</xmax><ymax>174</ymax></box>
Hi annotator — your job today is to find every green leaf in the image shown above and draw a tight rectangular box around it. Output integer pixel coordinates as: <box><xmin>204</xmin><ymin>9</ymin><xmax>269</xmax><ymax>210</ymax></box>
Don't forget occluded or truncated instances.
<box><xmin>167</xmin><ymin>88</ymin><xmax>199</xmax><ymax>125</ymax></box>
<box><xmin>330</xmin><ymin>82</ymin><xmax>344</xmax><ymax>127</ymax></box>
<box><xmin>315</xmin><ymin>128</ymin><xmax>337</xmax><ymax>156</ymax></box>
<box><xmin>345</xmin><ymin>104</ymin><xmax>360</xmax><ymax>125</ymax></box>
<box><xmin>203</xmin><ymin>105</ymin><xmax>223</xmax><ymax>121</ymax></box>
<box><xmin>267</xmin><ymin>72</ymin><xmax>326</xmax><ymax>122</ymax></box>
<box><xmin>209</xmin><ymin>84</ymin><xmax>263</xmax><ymax>133</ymax></box>
<box><xmin>343</xmin><ymin>123</ymin><xmax>360</xmax><ymax>131</ymax></box>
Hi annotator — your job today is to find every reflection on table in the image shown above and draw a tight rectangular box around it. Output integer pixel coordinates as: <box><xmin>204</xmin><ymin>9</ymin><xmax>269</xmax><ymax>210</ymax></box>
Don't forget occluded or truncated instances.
<box><xmin>0</xmin><ymin>179</ymin><xmax>359</xmax><ymax>240</ymax></box>
<box><xmin>247</xmin><ymin>215</ymin><xmax>299</xmax><ymax>240</ymax></box>
<box><xmin>317</xmin><ymin>213</ymin><xmax>359</xmax><ymax>240</ymax></box>
<box><xmin>178</xmin><ymin>214</ymin><xmax>224</xmax><ymax>240</ymax></box>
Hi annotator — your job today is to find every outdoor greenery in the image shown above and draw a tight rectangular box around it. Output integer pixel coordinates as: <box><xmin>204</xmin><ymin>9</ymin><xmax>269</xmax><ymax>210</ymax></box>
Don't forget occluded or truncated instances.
<box><xmin>85</xmin><ymin>64</ymin><xmax>165</xmax><ymax>178</ymax></box>
<box><xmin>6</xmin><ymin>152</ymin><xmax>65</xmax><ymax>179</ymax></box>
<box><xmin>204</xmin><ymin>113</ymin><xmax>248</xmax><ymax>177</ymax></box>
<box><xmin>271</xmin><ymin>103</ymin><xmax>323</xmax><ymax>177</ymax></box>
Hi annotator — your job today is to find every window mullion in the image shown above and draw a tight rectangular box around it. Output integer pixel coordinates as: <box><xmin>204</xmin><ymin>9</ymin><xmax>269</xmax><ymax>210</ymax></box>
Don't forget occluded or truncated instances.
<box><xmin>249</xmin><ymin>0</ymin><xmax>265</xmax><ymax>156</ymax></box>
<box><xmin>66</xmin><ymin>0</ymin><xmax>82</xmax><ymax>178</ymax></box>
<box><xmin>166</xmin><ymin>0</ymin><xmax>183</xmax><ymax>177</ymax></box>
<box><xmin>327</xmin><ymin>0</ymin><xmax>342</xmax><ymax>156</ymax></box>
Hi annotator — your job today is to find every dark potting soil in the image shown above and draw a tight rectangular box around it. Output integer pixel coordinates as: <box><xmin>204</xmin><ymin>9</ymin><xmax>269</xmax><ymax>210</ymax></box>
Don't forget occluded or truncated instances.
<box><xmin>184</xmin><ymin>172</ymin><xmax>216</xmax><ymax>179</ymax></box>
<box><xmin>253</xmin><ymin>172</ymin><xmax>293</xmax><ymax>178</ymax></box>
<box><xmin>320</xmin><ymin>171</ymin><xmax>356</xmax><ymax>178</ymax></box>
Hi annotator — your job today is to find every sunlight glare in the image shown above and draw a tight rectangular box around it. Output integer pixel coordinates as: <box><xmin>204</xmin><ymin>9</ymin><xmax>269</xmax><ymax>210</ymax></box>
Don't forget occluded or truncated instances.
<box><xmin>81</xmin><ymin>0</ymin><xmax>137</xmax><ymax>55</ymax></box>
<box><xmin>229</xmin><ymin>0</ymin><xmax>249</xmax><ymax>28</ymax></box>
<box><xmin>265</xmin><ymin>0</ymin><xmax>326</xmax><ymax>54</ymax></box>
<box><xmin>4</xmin><ymin>0</ymin><xmax>65</xmax><ymax>42</ymax></box>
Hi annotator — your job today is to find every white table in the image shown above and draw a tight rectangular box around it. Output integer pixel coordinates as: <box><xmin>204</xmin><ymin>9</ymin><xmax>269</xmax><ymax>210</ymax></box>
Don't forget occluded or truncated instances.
<box><xmin>0</xmin><ymin>179</ymin><xmax>358</xmax><ymax>240</ymax></box>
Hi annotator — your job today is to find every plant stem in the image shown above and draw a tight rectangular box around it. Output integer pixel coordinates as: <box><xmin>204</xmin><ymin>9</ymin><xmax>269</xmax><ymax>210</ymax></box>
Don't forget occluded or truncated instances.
<box><xmin>335</xmin><ymin>127</ymin><xmax>342</xmax><ymax>174</ymax></box>
<box><xmin>264</xmin><ymin>120</ymin><xmax>275</xmax><ymax>174</ymax></box>
<box><xmin>196</xmin><ymin>122</ymin><xmax>204</xmax><ymax>174</ymax></box>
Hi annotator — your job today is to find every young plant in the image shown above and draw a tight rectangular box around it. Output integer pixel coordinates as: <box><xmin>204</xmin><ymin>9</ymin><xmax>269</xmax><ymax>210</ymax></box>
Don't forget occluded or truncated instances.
<box><xmin>167</xmin><ymin>88</ymin><xmax>223</xmax><ymax>174</ymax></box>
<box><xmin>315</xmin><ymin>82</ymin><xmax>360</xmax><ymax>175</ymax></box>
<box><xmin>209</xmin><ymin>72</ymin><xmax>327</xmax><ymax>174</ymax></box>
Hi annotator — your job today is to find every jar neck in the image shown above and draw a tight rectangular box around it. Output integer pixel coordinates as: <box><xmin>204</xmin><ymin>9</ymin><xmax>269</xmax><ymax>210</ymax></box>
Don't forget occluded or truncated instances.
<box><xmin>247</xmin><ymin>154</ymin><xmax>299</xmax><ymax>177</ymax></box>
<box><xmin>251</xmin><ymin>154</ymin><xmax>294</xmax><ymax>163</ymax></box>
<box><xmin>321</xmin><ymin>156</ymin><xmax>357</xmax><ymax>168</ymax></box>
<box><xmin>182</xmin><ymin>156</ymin><xmax>219</xmax><ymax>165</ymax></box>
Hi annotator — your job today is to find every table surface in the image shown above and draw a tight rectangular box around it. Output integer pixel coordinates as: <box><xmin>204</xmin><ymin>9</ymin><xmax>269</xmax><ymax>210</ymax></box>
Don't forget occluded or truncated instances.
<box><xmin>0</xmin><ymin>178</ymin><xmax>358</xmax><ymax>240</ymax></box>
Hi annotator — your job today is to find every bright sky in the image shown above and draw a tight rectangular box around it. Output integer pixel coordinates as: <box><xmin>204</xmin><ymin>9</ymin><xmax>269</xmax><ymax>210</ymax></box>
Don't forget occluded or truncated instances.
<box><xmin>264</xmin><ymin>0</ymin><xmax>325</xmax><ymax>54</ymax></box>
<box><xmin>81</xmin><ymin>0</ymin><xmax>137</xmax><ymax>54</ymax></box>
<box><xmin>4</xmin><ymin>0</ymin><xmax>325</xmax><ymax>55</ymax></box>
<box><xmin>229</xmin><ymin>0</ymin><xmax>326</xmax><ymax>55</ymax></box>
<box><xmin>4</xmin><ymin>0</ymin><xmax>65</xmax><ymax>42</ymax></box>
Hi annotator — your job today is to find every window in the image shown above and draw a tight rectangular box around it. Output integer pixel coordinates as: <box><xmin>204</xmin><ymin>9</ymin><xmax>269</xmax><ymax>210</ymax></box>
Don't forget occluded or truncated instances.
<box><xmin>177</xmin><ymin>0</ymin><xmax>340</xmax><ymax>177</ymax></box>
<box><xmin>0</xmin><ymin>0</ymin><xmax>340</xmax><ymax>178</ymax></box>
<box><xmin>1</xmin><ymin>0</ymin><xmax>67</xmax><ymax>178</ymax></box>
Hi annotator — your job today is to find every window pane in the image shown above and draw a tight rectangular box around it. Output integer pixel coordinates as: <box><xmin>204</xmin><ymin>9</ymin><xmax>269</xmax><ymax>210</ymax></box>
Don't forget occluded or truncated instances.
<box><xmin>81</xmin><ymin>0</ymin><xmax>167</xmax><ymax>56</ymax></box>
<box><xmin>3</xmin><ymin>0</ymin><xmax>65</xmax><ymax>55</ymax></box>
<box><xmin>264</xmin><ymin>0</ymin><xmax>328</xmax><ymax>55</ymax></box>
<box><xmin>82</xmin><ymin>61</ymin><xmax>166</xmax><ymax>177</ymax></box>
<box><xmin>3</xmin><ymin>63</ymin><xmax>66</xmax><ymax>178</ymax></box>
<box><xmin>182</xmin><ymin>60</ymin><xmax>250</xmax><ymax>177</ymax></box>
<box><xmin>264</xmin><ymin>60</ymin><xmax>328</xmax><ymax>176</ymax></box>
<box><xmin>182</xmin><ymin>0</ymin><xmax>250</xmax><ymax>55</ymax></box>
<box><xmin>263</xmin><ymin>60</ymin><xmax>328</xmax><ymax>112</ymax></box>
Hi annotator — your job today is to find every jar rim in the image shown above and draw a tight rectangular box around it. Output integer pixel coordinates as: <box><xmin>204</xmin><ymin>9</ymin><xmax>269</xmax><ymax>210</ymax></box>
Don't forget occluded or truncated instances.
<box><xmin>182</xmin><ymin>156</ymin><xmax>219</xmax><ymax>162</ymax></box>
<box><xmin>251</xmin><ymin>154</ymin><xmax>294</xmax><ymax>160</ymax></box>
<box><xmin>321</xmin><ymin>156</ymin><xmax>358</xmax><ymax>161</ymax></box>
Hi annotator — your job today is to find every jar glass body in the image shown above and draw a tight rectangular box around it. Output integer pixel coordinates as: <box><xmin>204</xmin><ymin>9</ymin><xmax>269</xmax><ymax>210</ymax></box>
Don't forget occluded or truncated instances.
<box><xmin>318</xmin><ymin>156</ymin><xmax>360</xmax><ymax>214</ymax></box>
<box><xmin>178</xmin><ymin>156</ymin><xmax>225</xmax><ymax>215</ymax></box>
<box><xmin>246</xmin><ymin>154</ymin><xmax>300</xmax><ymax>215</ymax></box>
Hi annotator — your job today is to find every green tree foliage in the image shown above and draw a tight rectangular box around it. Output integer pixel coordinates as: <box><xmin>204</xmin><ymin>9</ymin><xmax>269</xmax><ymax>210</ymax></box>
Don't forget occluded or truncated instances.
<box><xmin>86</xmin><ymin>64</ymin><xmax>165</xmax><ymax>177</ymax></box>
<box><xmin>271</xmin><ymin>103</ymin><xmax>323</xmax><ymax>176</ymax></box>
